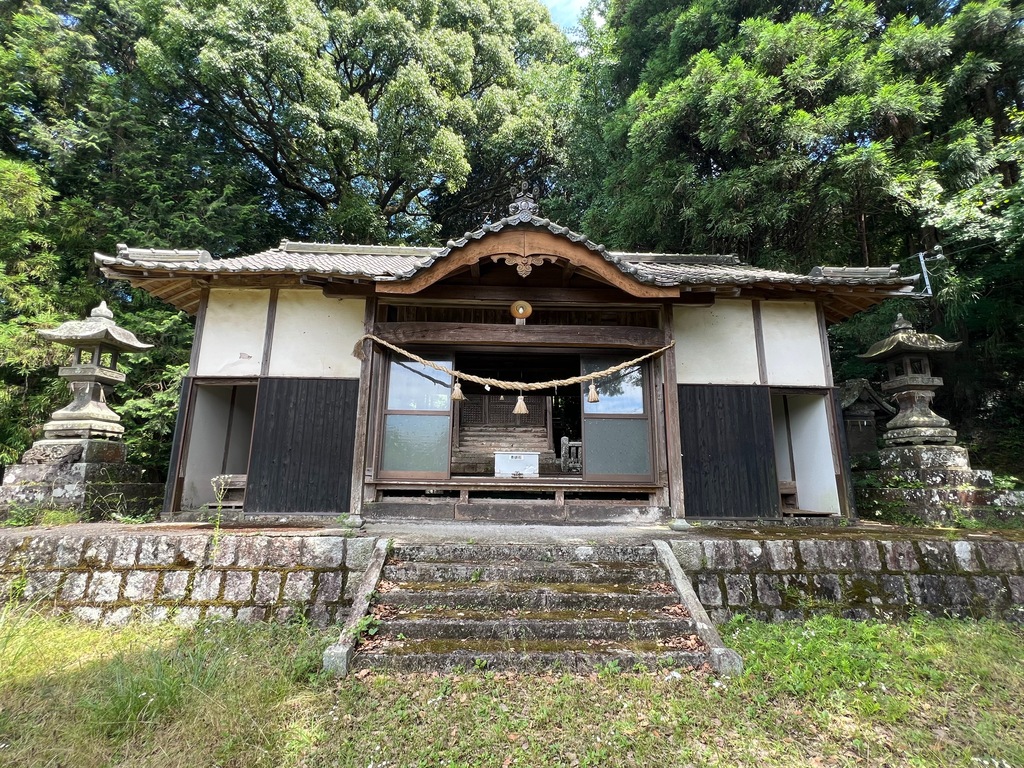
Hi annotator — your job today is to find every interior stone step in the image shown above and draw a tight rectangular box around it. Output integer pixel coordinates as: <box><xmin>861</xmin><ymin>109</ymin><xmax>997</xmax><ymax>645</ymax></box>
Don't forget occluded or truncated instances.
<box><xmin>378</xmin><ymin>614</ymin><xmax>697</xmax><ymax>641</ymax></box>
<box><xmin>376</xmin><ymin>582</ymin><xmax>678</xmax><ymax>611</ymax></box>
<box><xmin>381</xmin><ymin>560</ymin><xmax>664</xmax><ymax>584</ymax></box>
<box><xmin>352</xmin><ymin>640</ymin><xmax>710</xmax><ymax>674</ymax></box>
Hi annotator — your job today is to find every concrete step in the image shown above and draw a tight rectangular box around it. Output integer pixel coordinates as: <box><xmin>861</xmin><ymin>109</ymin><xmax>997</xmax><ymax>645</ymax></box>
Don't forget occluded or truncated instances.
<box><xmin>379</xmin><ymin>614</ymin><xmax>697</xmax><ymax>641</ymax></box>
<box><xmin>390</xmin><ymin>543</ymin><xmax>657</xmax><ymax>563</ymax></box>
<box><xmin>376</xmin><ymin>582</ymin><xmax>679</xmax><ymax>611</ymax></box>
<box><xmin>352</xmin><ymin>639</ymin><xmax>710</xmax><ymax>674</ymax></box>
<box><xmin>381</xmin><ymin>560</ymin><xmax>664</xmax><ymax>585</ymax></box>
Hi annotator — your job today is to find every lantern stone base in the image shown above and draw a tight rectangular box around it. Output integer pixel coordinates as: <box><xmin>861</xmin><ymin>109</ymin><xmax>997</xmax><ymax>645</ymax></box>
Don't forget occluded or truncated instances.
<box><xmin>857</xmin><ymin>444</ymin><xmax>1024</xmax><ymax>525</ymax></box>
<box><xmin>880</xmin><ymin>444</ymin><xmax>971</xmax><ymax>471</ymax></box>
<box><xmin>882</xmin><ymin>426</ymin><xmax>957</xmax><ymax>447</ymax></box>
<box><xmin>0</xmin><ymin>439</ymin><xmax>163</xmax><ymax>522</ymax></box>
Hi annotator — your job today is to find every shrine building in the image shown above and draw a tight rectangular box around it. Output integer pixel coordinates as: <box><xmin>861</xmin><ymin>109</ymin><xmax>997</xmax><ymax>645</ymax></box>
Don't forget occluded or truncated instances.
<box><xmin>96</xmin><ymin>188</ymin><xmax>915</xmax><ymax>524</ymax></box>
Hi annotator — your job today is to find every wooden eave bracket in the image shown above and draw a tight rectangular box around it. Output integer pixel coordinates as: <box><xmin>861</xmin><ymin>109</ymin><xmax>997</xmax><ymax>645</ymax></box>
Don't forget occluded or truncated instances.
<box><xmin>373</xmin><ymin>229</ymin><xmax>680</xmax><ymax>299</ymax></box>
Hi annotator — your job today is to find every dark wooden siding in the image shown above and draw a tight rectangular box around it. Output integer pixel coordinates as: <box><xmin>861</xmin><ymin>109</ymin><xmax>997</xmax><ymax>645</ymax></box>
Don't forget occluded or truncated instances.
<box><xmin>246</xmin><ymin>378</ymin><xmax>360</xmax><ymax>515</ymax></box>
<box><xmin>678</xmin><ymin>385</ymin><xmax>780</xmax><ymax>519</ymax></box>
<box><xmin>163</xmin><ymin>376</ymin><xmax>194</xmax><ymax>517</ymax></box>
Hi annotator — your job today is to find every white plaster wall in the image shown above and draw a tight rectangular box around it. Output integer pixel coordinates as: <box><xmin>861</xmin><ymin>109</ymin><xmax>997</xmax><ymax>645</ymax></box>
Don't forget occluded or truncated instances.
<box><xmin>760</xmin><ymin>301</ymin><xmax>829</xmax><ymax>387</ymax></box>
<box><xmin>268</xmin><ymin>291</ymin><xmax>365</xmax><ymax>379</ymax></box>
<box><xmin>673</xmin><ymin>300</ymin><xmax>761</xmax><ymax>385</ymax></box>
<box><xmin>771</xmin><ymin>393</ymin><xmax>794</xmax><ymax>481</ymax></box>
<box><xmin>787</xmin><ymin>394</ymin><xmax>841</xmax><ymax>515</ymax></box>
<box><xmin>195</xmin><ymin>289</ymin><xmax>269</xmax><ymax>376</ymax></box>
<box><xmin>181</xmin><ymin>387</ymin><xmax>231</xmax><ymax>509</ymax></box>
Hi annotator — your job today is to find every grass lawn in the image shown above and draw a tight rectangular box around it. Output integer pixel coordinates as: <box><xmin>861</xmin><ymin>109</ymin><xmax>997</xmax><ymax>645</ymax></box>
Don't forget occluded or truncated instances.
<box><xmin>0</xmin><ymin>606</ymin><xmax>1021</xmax><ymax>767</ymax></box>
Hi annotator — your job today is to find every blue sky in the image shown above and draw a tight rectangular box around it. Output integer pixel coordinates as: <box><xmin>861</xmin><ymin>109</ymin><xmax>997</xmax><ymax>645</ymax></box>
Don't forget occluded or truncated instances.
<box><xmin>540</xmin><ymin>0</ymin><xmax>588</xmax><ymax>29</ymax></box>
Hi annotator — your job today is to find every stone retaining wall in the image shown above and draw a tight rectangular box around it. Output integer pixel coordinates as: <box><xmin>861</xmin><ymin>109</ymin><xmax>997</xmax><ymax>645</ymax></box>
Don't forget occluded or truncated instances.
<box><xmin>670</xmin><ymin>534</ymin><xmax>1024</xmax><ymax>624</ymax></box>
<box><xmin>0</xmin><ymin>527</ymin><xmax>376</xmax><ymax>626</ymax></box>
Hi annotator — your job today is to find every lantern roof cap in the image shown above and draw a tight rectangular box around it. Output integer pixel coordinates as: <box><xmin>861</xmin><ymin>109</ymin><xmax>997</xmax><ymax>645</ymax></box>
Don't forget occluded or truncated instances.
<box><xmin>857</xmin><ymin>313</ymin><xmax>960</xmax><ymax>361</ymax></box>
<box><xmin>37</xmin><ymin>302</ymin><xmax>153</xmax><ymax>352</ymax></box>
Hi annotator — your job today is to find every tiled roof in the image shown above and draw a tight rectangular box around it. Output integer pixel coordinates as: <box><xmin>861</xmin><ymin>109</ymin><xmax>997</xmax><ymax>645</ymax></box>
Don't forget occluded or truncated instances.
<box><xmin>95</xmin><ymin>198</ymin><xmax>918</xmax><ymax>321</ymax></box>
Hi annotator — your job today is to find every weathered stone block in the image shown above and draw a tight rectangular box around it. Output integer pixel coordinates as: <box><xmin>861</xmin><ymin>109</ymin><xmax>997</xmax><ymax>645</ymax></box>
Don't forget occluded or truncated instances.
<box><xmin>205</xmin><ymin>606</ymin><xmax>233</xmax><ymax>620</ymax></box>
<box><xmin>72</xmin><ymin>606</ymin><xmax>103</xmax><ymax>622</ymax></box>
<box><xmin>25</xmin><ymin>570</ymin><xmax>62</xmax><ymax>599</ymax></box>
<box><xmin>818</xmin><ymin>541</ymin><xmax>856</xmax><ymax>572</ymax></box>
<box><xmin>316</xmin><ymin>572</ymin><xmax>344</xmax><ymax>604</ymax></box>
<box><xmin>54</xmin><ymin>536</ymin><xmax>85</xmax><ymax>568</ymax></box>
<box><xmin>952</xmin><ymin>541</ymin><xmax>980</xmax><ymax>573</ymax></box>
<box><xmin>0</xmin><ymin>535</ymin><xmax>18</xmax><ymax>567</ymax></box>
<box><xmin>138</xmin><ymin>536</ymin><xmax>177</xmax><ymax>566</ymax></box>
<box><xmin>908</xmin><ymin>574</ymin><xmax>944</xmax><ymax>606</ymax></box>
<box><xmin>841</xmin><ymin>608</ymin><xmax>873</xmax><ymax>620</ymax></box>
<box><xmin>764</xmin><ymin>540</ymin><xmax>797</xmax><ymax>571</ymax></box>
<box><xmin>843</xmin><ymin>575</ymin><xmax>881</xmax><ymax>606</ymax></box>
<box><xmin>1007</xmin><ymin>576</ymin><xmax>1024</xmax><ymax>604</ymax></box>
<box><xmin>670</xmin><ymin>540</ymin><xmax>703</xmax><ymax>572</ymax></box>
<box><xmin>236</xmin><ymin>606</ymin><xmax>267</xmax><ymax>623</ymax></box>
<box><xmin>143</xmin><ymin>606</ymin><xmax>170</xmax><ymax>623</ymax></box>
<box><xmin>724</xmin><ymin>574</ymin><xmax>752</xmax><ymax>606</ymax></box>
<box><xmin>208</xmin><ymin>537</ymin><xmax>238</xmax><ymax>567</ymax></box>
<box><xmin>942</xmin><ymin>575</ymin><xmax>972</xmax><ymax>608</ymax></box>
<box><xmin>696</xmin><ymin>573</ymin><xmax>722</xmax><ymax>606</ymax></box>
<box><xmin>159</xmin><ymin>570</ymin><xmax>190</xmax><ymax>600</ymax></box>
<box><xmin>177</xmin><ymin>536</ymin><xmax>208</xmax><ymax>566</ymax></box>
<box><xmin>61</xmin><ymin>572</ymin><xmax>90</xmax><ymax>601</ymax></box>
<box><xmin>880</xmin><ymin>445</ymin><xmax>971</xmax><ymax>470</ymax></box>
<box><xmin>173</xmin><ymin>607</ymin><xmax>201</xmax><ymax>626</ymax></box>
<box><xmin>734</xmin><ymin>540</ymin><xmax>767</xmax><ymax>570</ymax></box>
<box><xmin>302</xmin><ymin>537</ymin><xmax>346</xmax><ymax>569</ymax></box>
<box><xmin>123</xmin><ymin>571</ymin><xmax>159</xmax><ymax>601</ymax></box>
<box><xmin>112</xmin><ymin>537</ymin><xmax>140</xmax><ymax>568</ymax></box>
<box><xmin>882</xmin><ymin>541</ymin><xmax>919</xmax><ymax>572</ymax></box>
<box><xmin>702</xmin><ymin>540</ymin><xmax>736</xmax><ymax>570</ymax></box>
<box><xmin>24</xmin><ymin>537</ymin><xmax>56</xmax><ymax>568</ymax></box>
<box><xmin>308</xmin><ymin>604</ymin><xmax>331</xmax><ymax>627</ymax></box>
<box><xmin>754</xmin><ymin>573</ymin><xmax>782</xmax><ymax>607</ymax></box>
<box><xmin>880</xmin><ymin>575</ymin><xmax>908</xmax><ymax>604</ymax></box>
<box><xmin>103</xmin><ymin>607</ymin><xmax>133</xmax><ymax>626</ymax></box>
<box><xmin>797</xmin><ymin>540</ymin><xmax>822</xmax><ymax>570</ymax></box>
<box><xmin>970</xmin><ymin>576</ymin><xmax>1007</xmax><ymax>611</ymax></box>
<box><xmin>81</xmin><ymin>538</ymin><xmax>113</xmax><ymax>567</ymax></box>
<box><xmin>344</xmin><ymin>538</ymin><xmax>375</xmax><ymax>572</ymax></box>
<box><xmin>87</xmin><ymin>571</ymin><xmax>122</xmax><ymax>602</ymax></box>
<box><xmin>223</xmin><ymin>571</ymin><xmax>254</xmax><ymax>602</ymax></box>
<box><xmin>772</xmin><ymin>609</ymin><xmax>805</xmax><ymax>622</ymax></box>
<box><xmin>255</xmin><ymin>572</ymin><xmax>282</xmax><ymax>604</ymax></box>
<box><xmin>266</xmin><ymin>536</ymin><xmax>302</xmax><ymax>567</ymax></box>
<box><xmin>234</xmin><ymin>536</ymin><xmax>269</xmax><ymax>568</ymax></box>
<box><xmin>812</xmin><ymin>574</ymin><xmax>842</xmax><ymax>603</ymax></box>
<box><xmin>976</xmin><ymin>542</ymin><xmax>1020</xmax><ymax>573</ymax></box>
<box><xmin>284</xmin><ymin>571</ymin><xmax>314</xmax><ymax>602</ymax></box>
<box><xmin>918</xmin><ymin>541</ymin><xmax>954</xmax><ymax>573</ymax></box>
<box><xmin>191</xmin><ymin>570</ymin><xmax>223</xmax><ymax>601</ymax></box>
<box><xmin>852</xmin><ymin>540</ymin><xmax>882</xmax><ymax>571</ymax></box>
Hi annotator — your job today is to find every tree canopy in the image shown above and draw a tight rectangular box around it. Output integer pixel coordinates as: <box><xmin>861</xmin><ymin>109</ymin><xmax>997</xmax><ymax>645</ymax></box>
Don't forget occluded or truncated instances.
<box><xmin>1</xmin><ymin>0</ymin><xmax>1022</xmax><ymax>479</ymax></box>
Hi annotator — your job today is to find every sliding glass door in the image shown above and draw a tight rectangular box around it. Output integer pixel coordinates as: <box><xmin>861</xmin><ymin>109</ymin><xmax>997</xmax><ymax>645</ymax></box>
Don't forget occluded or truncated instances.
<box><xmin>580</xmin><ymin>357</ymin><xmax>653</xmax><ymax>481</ymax></box>
<box><xmin>378</xmin><ymin>357</ymin><xmax>452</xmax><ymax>479</ymax></box>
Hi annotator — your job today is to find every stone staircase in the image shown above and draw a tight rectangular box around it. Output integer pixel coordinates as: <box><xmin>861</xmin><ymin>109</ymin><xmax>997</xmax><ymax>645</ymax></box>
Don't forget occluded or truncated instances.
<box><xmin>452</xmin><ymin>426</ymin><xmax>558</xmax><ymax>475</ymax></box>
<box><xmin>350</xmin><ymin>543</ymin><xmax>712</xmax><ymax>673</ymax></box>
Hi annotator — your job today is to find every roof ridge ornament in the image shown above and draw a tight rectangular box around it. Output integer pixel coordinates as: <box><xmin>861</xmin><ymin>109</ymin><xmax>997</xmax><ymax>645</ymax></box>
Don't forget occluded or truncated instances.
<box><xmin>508</xmin><ymin>180</ymin><xmax>540</xmax><ymax>218</ymax></box>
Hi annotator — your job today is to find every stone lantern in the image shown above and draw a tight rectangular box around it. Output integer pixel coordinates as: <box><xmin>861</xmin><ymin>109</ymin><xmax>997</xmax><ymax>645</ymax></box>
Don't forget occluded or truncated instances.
<box><xmin>0</xmin><ymin>302</ymin><xmax>163</xmax><ymax>521</ymax></box>
<box><xmin>858</xmin><ymin>314</ymin><xmax>961</xmax><ymax>447</ymax></box>
<box><xmin>36</xmin><ymin>301</ymin><xmax>153</xmax><ymax>445</ymax></box>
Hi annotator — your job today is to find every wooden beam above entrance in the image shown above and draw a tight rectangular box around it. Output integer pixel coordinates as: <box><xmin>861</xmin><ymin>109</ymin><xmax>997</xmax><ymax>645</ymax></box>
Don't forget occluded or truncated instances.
<box><xmin>374</xmin><ymin>322</ymin><xmax>667</xmax><ymax>349</ymax></box>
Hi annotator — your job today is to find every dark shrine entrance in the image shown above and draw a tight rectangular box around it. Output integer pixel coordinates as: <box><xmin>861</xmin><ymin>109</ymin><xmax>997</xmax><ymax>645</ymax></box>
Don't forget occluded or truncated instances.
<box><xmin>450</xmin><ymin>352</ymin><xmax>582</xmax><ymax>477</ymax></box>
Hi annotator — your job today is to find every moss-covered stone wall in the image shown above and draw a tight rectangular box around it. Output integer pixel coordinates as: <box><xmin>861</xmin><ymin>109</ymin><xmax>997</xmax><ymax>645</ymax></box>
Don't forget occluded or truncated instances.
<box><xmin>0</xmin><ymin>528</ymin><xmax>377</xmax><ymax>626</ymax></box>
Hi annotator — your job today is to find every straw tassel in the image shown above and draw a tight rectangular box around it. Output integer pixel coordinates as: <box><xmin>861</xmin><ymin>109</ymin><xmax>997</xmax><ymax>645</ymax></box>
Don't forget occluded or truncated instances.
<box><xmin>513</xmin><ymin>394</ymin><xmax>529</xmax><ymax>415</ymax></box>
<box><xmin>352</xmin><ymin>340</ymin><xmax>366</xmax><ymax>360</ymax></box>
<box><xmin>587</xmin><ymin>383</ymin><xmax>600</xmax><ymax>403</ymax></box>
<box><xmin>451</xmin><ymin>380</ymin><xmax>465</xmax><ymax>401</ymax></box>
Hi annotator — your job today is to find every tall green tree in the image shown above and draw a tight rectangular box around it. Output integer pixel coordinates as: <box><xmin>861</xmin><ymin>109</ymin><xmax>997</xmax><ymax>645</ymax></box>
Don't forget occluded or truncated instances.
<box><xmin>136</xmin><ymin>0</ymin><xmax>572</xmax><ymax>243</ymax></box>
